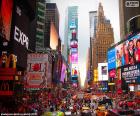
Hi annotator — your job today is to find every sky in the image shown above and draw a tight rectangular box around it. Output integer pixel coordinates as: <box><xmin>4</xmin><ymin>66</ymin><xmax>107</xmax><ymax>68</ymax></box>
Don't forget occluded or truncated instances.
<box><xmin>47</xmin><ymin>0</ymin><xmax>120</xmax><ymax>87</ymax></box>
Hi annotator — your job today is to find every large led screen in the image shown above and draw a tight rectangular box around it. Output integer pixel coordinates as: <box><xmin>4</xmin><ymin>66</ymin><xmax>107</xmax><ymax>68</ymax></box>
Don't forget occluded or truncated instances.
<box><xmin>0</xmin><ymin>0</ymin><xmax>13</xmax><ymax>41</ymax></box>
<box><xmin>107</xmin><ymin>48</ymin><xmax>116</xmax><ymax>70</ymax></box>
<box><xmin>108</xmin><ymin>33</ymin><xmax>140</xmax><ymax>70</ymax></box>
<box><xmin>71</xmin><ymin>53</ymin><xmax>78</xmax><ymax>63</ymax></box>
<box><xmin>116</xmin><ymin>33</ymin><xmax>140</xmax><ymax>68</ymax></box>
<box><xmin>121</xmin><ymin>64</ymin><xmax>140</xmax><ymax>84</ymax></box>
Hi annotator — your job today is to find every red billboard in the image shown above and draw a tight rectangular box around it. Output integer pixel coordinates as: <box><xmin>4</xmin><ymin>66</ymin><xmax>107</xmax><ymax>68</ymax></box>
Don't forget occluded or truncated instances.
<box><xmin>0</xmin><ymin>0</ymin><xmax>13</xmax><ymax>41</ymax></box>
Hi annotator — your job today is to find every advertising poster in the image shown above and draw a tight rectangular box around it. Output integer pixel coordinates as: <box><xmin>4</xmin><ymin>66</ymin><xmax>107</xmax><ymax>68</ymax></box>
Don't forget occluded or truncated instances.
<box><xmin>98</xmin><ymin>63</ymin><xmax>108</xmax><ymax>81</ymax></box>
<box><xmin>60</xmin><ymin>63</ymin><xmax>66</xmax><ymax>83</ymax></box>
<box><xmin>115</xmin><ymin>33</ymin><xmax>140</xmax><ymax>68</ymax></box>
<box><xmin>0</xmin><ymin>0</ymin><xmax>13</xmax><ymax>41</ymax></box>
<box><xmin>108</xmin><ymin>48</ymin><xmax>116</xmax><ymax>70</ymax></box>
<box><xmin>121</xmin><ymin>64</ymin><xmax>140</xmax><ymax>84</ymax></box>
<box><xmin>26</xmin><ymin>54</ymin><xmax>49</xmax><ymax>89</ymax></box>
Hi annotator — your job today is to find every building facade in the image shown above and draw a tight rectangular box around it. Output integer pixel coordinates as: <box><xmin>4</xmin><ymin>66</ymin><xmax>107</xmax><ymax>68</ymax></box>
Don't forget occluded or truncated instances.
<box><xmin>89</xmin><ymin>11</ymin><xmax>97</xmax><ymax>82</ymax></box>
<box><xmin>45</xmin><ymin>3</ymin><xmax>59</xmax><ymax>48</ymax></box>
<box><xmin>119</xmin><ymin>0</ymin><xmax>140</xmax><ymax>40</ymax></box>
<box><xmin>92</xmin><ymin>3</ymin><xmax>114</xmax><ymax>80</ymax></box>
<box><xmin>36</xmin><ymin>1</ymin><xmax>46</xmax><ymax>50</ymax></box>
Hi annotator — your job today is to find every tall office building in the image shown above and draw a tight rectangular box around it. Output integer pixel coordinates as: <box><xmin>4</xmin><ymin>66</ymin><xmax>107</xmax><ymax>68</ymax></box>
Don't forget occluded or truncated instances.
<box><xmin>64</xmin><ymin>6</ymin><xmax>78</xmax><ymax>62</ymax></box>
<box><xmin>89</xmin><ymin>11</ymin><xmax>97</xmax><ymax>81</ymax></box>
<box><xmin>92</xmin><ymin>3</ymin><xmax>114</xmax><ymax>75</ymax></box>
<box><xmin>45</xmin><ymin>3</ymin><xmax>59</xmax><ymax>48</ymax></box>
<box><xmin>89</xmin><ymin>11</ymin><xmax>98</xmax><ymax>38</ymax></box>
<box><xmin>36</xmin><ymin>1</ymin><xmax>46</xmax><ymax>50</ymax></box>
<box><xmin>119</xmin><ymin>0</ymin><xmax>140</xmax><ymax>40</ymax></box>
<box><xmin>64</xmin><ymin>6</ymin><xmax>78</xmax><ymax>85</ymax></box>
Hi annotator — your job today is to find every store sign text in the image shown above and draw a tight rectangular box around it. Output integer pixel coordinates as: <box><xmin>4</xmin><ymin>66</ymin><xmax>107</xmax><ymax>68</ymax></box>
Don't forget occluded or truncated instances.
<box><xmin>14</xmin><ymin>26</ymin><xmax>29</xmax><ymax>49</ymax></box>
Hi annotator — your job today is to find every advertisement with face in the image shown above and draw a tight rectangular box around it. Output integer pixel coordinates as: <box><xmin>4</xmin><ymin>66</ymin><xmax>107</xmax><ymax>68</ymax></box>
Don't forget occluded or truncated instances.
<box><xmin>115</xmin><ymin>33</ymin><xmax>140</xmax><ymax>68</ymax></box>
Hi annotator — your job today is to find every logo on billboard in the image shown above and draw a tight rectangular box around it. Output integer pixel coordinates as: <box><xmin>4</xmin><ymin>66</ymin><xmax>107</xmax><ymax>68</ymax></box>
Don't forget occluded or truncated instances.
<box><xmin>125</xmin><ymin>1</ymin><xmax>139</xmax><ymax>7</ymax></box>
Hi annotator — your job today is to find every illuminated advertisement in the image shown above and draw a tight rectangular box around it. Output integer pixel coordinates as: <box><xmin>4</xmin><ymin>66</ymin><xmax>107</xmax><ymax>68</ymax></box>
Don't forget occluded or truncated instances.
<box><xmin>71</xmin><ymin>53</ymin><xmax>78</xmax><ymax>63</ymax></box>
<box><xmin>107</xmin><ymin>48</ymin><xmax>116</xmax><ymax>70</ymax></box>
<box><xmin>108</xmin><ymin>33</ymin><xmax>140</xmax><ymax>69</ymax></box>
<box><xmin>121</xmin><ymin>64</ymin><xmax>140</xmax><ymax>84</ymax></box>
<box><xmin>71</xmin><ymin>63</ymin><xmax>78</xmax><ymax>76</ymax></box>
<box><xmin>0</xmin><ymin>0</ymin><xmax>13</xmax><ymax>41</ymax></box>
<box><xmin>70</xmin><ymin>40</ymin><xmax>78</xmax><ymax>48</ymax></box>
<box><xmin>118</xmin><ymin>33</ymin><xmax>140</xmax><ymax>67</ymax></box>
<box><xmin>26</xmin><ymin>54</ymin><xmax>52</xmax><ymax>89</ymax></box>
<box><xmin>60</xmin><ymin>63</ymin><xmax>66</xmax><ymax>83</ymax></box>
<box><xmin>98</xmin><ymin>63</ymin><xmax>108</xmax><ymax>81</ymax></box>
<box><xmin>109</xmin><ymin>69</ymin><xmax>116</xmax><ymax>78</ymax></box>
<box><xmin>50</xmin><ymin>22</ymin><xmax>58</xmax><ymax>50</ymax></box>
<box><xmin>71</xmin><ymin>48</ymin><xmax>78</xmax><ymax>53</ymax></box>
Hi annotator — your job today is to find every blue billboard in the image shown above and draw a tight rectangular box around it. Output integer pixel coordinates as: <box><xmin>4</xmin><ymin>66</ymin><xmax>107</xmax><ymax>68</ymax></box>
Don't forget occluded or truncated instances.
<box><xmin>108</xmin><ymin>33</ymin><xmax>140</xmax><ymax>70</ymax></box>
<box><xmin>107</xmin><ymin>48</ymin><xmax>116</xmax><ymax>70</ymax></box>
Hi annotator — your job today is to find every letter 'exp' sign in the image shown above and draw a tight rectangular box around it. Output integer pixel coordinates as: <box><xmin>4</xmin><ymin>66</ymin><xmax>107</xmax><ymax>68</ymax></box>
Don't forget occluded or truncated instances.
<box><xmin>14</xmin><ymin>26</ymin><xmax>29</xmax><ymax>49</ymax></box>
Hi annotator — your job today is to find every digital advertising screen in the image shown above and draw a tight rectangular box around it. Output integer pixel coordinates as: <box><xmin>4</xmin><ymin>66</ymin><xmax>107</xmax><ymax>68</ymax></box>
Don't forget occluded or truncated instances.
<box><xmin>115</xmin><ymin>33</ymin><xmax>140</xmax><ymax>68</ymax></box>
<box><xmin>121</xmin><ymin>64</ymin><xmax>140</xmax><ymax>84</ymax></box>
<box><xmin>107</xmin><ymin>48</ymin><xmax>116</xmax><ymax>70</ymax></box>
<box><xmin>71</xmin><ymin>53</ymin><xmax>78</xmax><ymax>63</ymax></box>
<box><xmin>60</xmin><ymin>63</ymin><xmax>66</xmax><ymax>83</ymax></box>
<box><xmin>0</xmin><ymin>0</ymin><xmax>13</xmax><ymax>41</ymax></box>
<box><xmin>98</xmin><ymin>63</ymin><xmax>108</xmax><ymax>81</ymax></box>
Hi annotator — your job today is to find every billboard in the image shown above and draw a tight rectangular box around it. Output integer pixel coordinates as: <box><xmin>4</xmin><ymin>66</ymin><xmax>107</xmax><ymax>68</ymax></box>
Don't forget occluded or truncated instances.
<box><xmin>108</xmin><ymin>33</ymin><xmax>140</xmax><ymax>69</ymax></box>
<box><xmin>107</xmin><ymin>48</ymin><xmax>116</xmax><ymax>70</ymax></box>
<box><xmin>121</xmin><ymin>64</ymin><xmax>140</xmax><ymax>84</ymax></box>
<box><xmin>26</xmin><ymin>54</ymin><xmax>52</xmax><ymax>89</ymax></box>
<box><xmin>71</xmin><ymin>53</ymin><xmax>78</xmax><ymax>63</ymax></box>
<box><xmin>60</xmin><ymin>63</ymin><xmax>66</xmax><ymax>83</ymax></box>
<box><xmin>98</xmin><ymin>63</ymin><xmax>108</xmax><ymax>81</ymax></box>
<box><xmin>71</xmin><ymin>48</ymin><xmax>78</xmax><ymax>53</ymax></box>
<box><xmin>70</xmin><ymin>40</ymin><xmax>78</xmax><ymax>48</ymax></box>
<box><xmin>0</xmin><ymin>0</ymin><xmax>13</xmax><ymax>41</ymax></box>
<box><xmin>50</xmin><ymin>22</ymin><xmax>58</xmax><ymax>50</ymax></box>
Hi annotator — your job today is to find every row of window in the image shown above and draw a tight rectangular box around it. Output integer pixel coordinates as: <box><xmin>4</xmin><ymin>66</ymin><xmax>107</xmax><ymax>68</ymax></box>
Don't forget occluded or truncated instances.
<box><xmin>37</xmin><ymin>16</ymin><xmax>45</xmax><ymax>23</ymax></box>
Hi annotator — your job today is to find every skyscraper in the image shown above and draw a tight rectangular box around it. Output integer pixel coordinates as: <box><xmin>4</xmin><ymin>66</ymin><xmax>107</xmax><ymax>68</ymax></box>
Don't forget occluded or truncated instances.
<box><xmin>89</xmin><ymin>11</ymin><xmax>97</xmax><ymax>38</ymax></box>
<box><xmin>89</xmin><ymin>11</ymin><xmax>97</xmax><ymax>82</ymax></box>
<box><xmin>64</xmin><ymin>6</ymin><xmax>79</xmax><ymax>85</ymax></box>
<box><xmin>64</xmin><ymin>6</ymin><xmax>78</xmax><ymax>62</ymax></box>
<box><xmin>45</xmin><ymin>3</ymin><xmax>59</xmax><ymax>48</ymax></box>
<box><xmin>92</xmin><ymin>3</ymin><xmax>114</xmax><ymax>79</ymax></box>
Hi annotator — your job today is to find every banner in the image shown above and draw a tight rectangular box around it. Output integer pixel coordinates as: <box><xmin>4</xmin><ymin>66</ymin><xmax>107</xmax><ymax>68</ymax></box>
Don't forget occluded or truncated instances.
<box><xmin>121</xmin><ymin>64</ymin><xmax>140</xmax><ymax>83</ymax></box>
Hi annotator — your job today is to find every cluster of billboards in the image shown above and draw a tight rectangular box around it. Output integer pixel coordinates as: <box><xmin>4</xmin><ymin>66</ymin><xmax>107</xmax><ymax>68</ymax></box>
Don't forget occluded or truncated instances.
<box><xmin>108</xmin><ymin>33</ymin><xmax>140</xmax><ymax>84</ymax></box>
<box><xmin>26</xmin><ymin>53</ymin><xmax>52</xmax><ymax>89</ymax></box>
